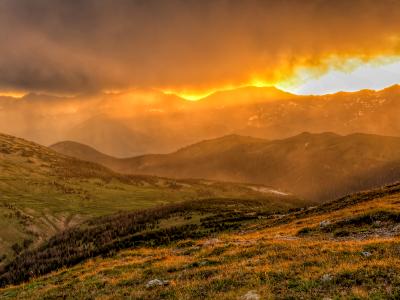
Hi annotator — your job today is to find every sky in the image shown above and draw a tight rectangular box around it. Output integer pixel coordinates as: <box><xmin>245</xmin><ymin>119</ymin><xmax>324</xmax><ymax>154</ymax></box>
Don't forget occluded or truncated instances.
<box><xmin>1</xmin><ymin>0</ymin><xmax>400</xmax><ymax>99</ymax></box>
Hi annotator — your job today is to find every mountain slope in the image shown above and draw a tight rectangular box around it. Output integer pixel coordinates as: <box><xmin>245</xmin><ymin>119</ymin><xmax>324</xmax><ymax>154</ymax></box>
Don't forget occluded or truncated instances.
<box><xmin>50</xmin><ymin>140</ymin><xmax>116</xmax><ymax>165</ymax></box>
<box><xmin>65</xmin><ymin>116</ymin><xmax>159</xmax><ymax>157</ymax></box>
<box><xmin>52</xmin><ymin>132</ymin><xmax>400</xmax><ymax>201</ymax></box>
<box><xmin>0</xmin><ymin>133</ymin><xmax>302</xmax><ymax>261</ymax></box>
<box><xmin>2</xmin><ymin>182</ymin><xmax>400</xmax><ymax>299</ymax></box>
<box><xmin>51</xmin><ymin>134</ymin><xmax>266</xmax><ymax>171</ymax></box>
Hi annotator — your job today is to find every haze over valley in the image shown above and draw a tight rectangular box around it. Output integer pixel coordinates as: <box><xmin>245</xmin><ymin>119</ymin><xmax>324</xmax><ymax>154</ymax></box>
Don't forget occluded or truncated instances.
<box><xmin>2</xmin><ymin>85</ymin><xmax>400</xmax><ymax>157</ymax></box>
<box><xmin>51</xmin><ymin>131</ymin><xmax>400</xmax><ymax>202</ymax></box>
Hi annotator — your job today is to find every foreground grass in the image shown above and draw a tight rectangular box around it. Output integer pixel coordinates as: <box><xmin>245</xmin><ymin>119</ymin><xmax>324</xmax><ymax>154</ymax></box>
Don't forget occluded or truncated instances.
<box><xmin>2</xmin><ymin>184</ymin><xmax>400</xmax><ymax>299</ymax></box>
<box><xmin>4</xmin><ymin>238</ymin><xmax>400</xmax><ymax>300</ymax></box>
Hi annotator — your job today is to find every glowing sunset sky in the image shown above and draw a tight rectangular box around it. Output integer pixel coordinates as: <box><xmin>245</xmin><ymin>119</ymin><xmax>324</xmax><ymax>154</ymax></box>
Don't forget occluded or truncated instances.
<box><xmin>1</xmin><ymin>0</ymin><xmax>400</xmax><ymax>100</ymax></box>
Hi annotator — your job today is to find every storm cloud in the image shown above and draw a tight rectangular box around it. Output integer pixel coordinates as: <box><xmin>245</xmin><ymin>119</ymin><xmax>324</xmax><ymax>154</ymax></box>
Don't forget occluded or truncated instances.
<box><xmin>1</xmin><ymin>0</ymin><xmax>400</xmax><ymax>94</ymax></box>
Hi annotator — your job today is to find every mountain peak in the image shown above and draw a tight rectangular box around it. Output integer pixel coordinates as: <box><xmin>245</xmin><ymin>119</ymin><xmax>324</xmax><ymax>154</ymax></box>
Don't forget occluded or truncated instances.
<box><xmin>194</xmin><ymin>85</ymin><xmax>296</xmax><ymax>106</ymax></box>
<box><xmin>50</xmin><ymin>140</ymin><xmax>115</xmax><ymax>162</ymax></box>
<box><xmin>379</xmin><ymin>84</ymin><xmax>400</xmax><ymax>94</ymax></box>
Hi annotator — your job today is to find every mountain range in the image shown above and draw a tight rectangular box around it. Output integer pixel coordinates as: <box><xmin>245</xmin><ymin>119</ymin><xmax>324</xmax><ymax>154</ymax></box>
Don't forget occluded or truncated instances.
<box><xmin>2</xmin><ymin>85</ymin><xmax>400</xmax><ymax>156</ymax></box>
<box><xmin>51</xmin><ymin>132</ymin><xmax>400</xmax><ymax>201</ymax></box>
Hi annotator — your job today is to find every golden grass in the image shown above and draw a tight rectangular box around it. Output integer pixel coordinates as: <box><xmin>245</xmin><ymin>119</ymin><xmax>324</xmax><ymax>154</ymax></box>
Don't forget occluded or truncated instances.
<box><xmin>2</xmin><ymin>193</ymin><xmax>400</xmax><ymax>299</ymax></box>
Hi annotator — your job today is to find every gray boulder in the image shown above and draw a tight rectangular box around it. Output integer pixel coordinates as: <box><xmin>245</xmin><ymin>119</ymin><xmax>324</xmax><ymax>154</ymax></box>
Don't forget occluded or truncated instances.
<box><xmin>146</xmin><ymin>279</ymin><xmax>170</xmax><ymax>288</ymax></box>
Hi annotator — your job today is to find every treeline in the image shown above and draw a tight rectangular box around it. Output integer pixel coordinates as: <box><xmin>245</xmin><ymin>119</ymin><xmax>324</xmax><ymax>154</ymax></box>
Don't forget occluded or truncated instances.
<box><xmin>0</xmin><ymin>198</ymin><xmax>277</xmax><ymax>287</ymax></box>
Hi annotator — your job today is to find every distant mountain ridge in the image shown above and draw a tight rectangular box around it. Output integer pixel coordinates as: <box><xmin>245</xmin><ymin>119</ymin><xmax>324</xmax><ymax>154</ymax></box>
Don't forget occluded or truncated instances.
<box><xmin>51</xmin><ymin>132</ymin><xmax>400</xmax><ymax>202</ymax></box>
<box><xmin>50</xmin><ymin>140</ymin><xmax>115</xmax><ymax>163</ymax></box>
<box><xmin>3</xmin><ymin>85</ymin><xmax>400</xmax><ymax>157</ymax></box>
<box><xmin>65</xmin><ymin>116</ymin><xmax>159</xmax><ymax>157</ymax></box>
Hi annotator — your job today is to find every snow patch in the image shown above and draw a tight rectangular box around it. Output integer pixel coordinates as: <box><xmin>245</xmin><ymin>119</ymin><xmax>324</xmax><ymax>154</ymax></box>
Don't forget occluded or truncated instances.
<box><xmin>249</xmin><ymin>186</ymin><xmax>289</xmax><ymax>196</ymax></box>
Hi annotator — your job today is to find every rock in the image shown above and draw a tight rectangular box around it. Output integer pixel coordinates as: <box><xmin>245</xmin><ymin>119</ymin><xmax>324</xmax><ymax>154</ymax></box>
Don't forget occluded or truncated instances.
<box><xmin>241</xmin><ymin>290</ymin><xmax>260</xmax><ymax>300</ymax></box>
<box><xmin>146</xmin><ymin>279</ymin><xmax>170</xmax><ymax>288</ymax></box>
<box><xmin>321</xmin><ymin>273</ymin><xmax>333</xmax><ymax>282</ymax></box>
<box><xmin>203</xmin><ymin>238</ymin><xmax>221</xmax><ymax>246</ymax></box>
<box><xmin>361</xmin><ymin>251</ymin><xmax>372</xmax><ymax>257</ymax></box>
<box><xmin>319</xmin><ymin>220</ymin><xmax>331</xmax><ymax>228</ymax></box>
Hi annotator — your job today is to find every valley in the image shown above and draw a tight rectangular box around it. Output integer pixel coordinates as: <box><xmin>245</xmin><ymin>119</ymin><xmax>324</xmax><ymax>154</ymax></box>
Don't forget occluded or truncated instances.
<box><xmin>2</xmin><ymin>127</ymin><xmax>400</xmax><ymax>299</ymax></box>
<box><xmin>0</xmin><ymin>133</ymin><xmax>301</xmax><ymax>262</ymax></box>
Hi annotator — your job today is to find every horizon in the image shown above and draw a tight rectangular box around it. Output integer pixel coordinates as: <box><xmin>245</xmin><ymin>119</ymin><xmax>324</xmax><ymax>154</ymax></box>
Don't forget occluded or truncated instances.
<box><xmin>3</xmin><ymin>82</ymin><xmax>400</xmax><ymax>102</ymax></box>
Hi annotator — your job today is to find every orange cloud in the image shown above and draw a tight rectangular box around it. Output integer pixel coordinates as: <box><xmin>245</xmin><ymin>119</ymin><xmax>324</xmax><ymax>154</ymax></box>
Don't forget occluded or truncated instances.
<box><xmin>1</xmin><ymin>0</ymin><xmax>400</xmax><ymax>95</ymax></box>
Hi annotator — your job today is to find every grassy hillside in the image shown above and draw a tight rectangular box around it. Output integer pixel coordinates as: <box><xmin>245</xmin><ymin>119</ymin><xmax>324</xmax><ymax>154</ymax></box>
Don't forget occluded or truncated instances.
<box><xmin>0</xmin><ymin>133</ymin><xmax>303</xmax><ymax>261</ymax></box>
<box><xmin>0</xmin><ymin>197</ymin><xmax>300</xmax><ymax>287</ymax></box>
<box><xmin>1</xmin><ymin>182</ymin><xmax>400</xmax><ymax>299</ymax></box>
<box><xmin>52</xmin><ymin>132</ymin><xmax>400</xmax><ymax>201</ymax></box>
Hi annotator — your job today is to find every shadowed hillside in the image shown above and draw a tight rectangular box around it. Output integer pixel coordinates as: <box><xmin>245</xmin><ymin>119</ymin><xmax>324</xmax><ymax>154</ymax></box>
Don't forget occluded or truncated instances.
<box><xmin>51</xmin><ymin>140</ymin><xmax>116</xmax><ymax>165</ymax></box>
<box><xmin>0</xmin><ymin>133</ymin><xmax>303</xmax><ymax>261</ymax></box>
<box><xmin>52</xmin><ymin>132</ymin><xmax>400</xmax><ymax>201</ymax></box>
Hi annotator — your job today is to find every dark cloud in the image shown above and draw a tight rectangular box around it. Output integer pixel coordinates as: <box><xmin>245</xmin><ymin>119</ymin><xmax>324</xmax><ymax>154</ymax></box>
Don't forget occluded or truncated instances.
<box><xmin>0</xmin><ymin>0</ymin><xmax>400</xmax><ymax>94</ymax></box>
